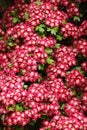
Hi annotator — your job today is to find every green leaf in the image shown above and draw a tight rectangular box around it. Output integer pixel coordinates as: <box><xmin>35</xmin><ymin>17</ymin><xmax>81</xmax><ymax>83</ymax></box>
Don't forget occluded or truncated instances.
<box><xmin>38</xmin><ymin>75</ymin><xmax>43</xmax><ymax>83</ymax></box>
<box><xmin>36</xmin><ymin>24</ymin><xmax>46</xmax><ymax>33</ymax></box>
<box><xmin>47</xmin><ymin>26</ymin><xmax>59</xmax><ymax>35</ymax></box>
<box><xmin>28</xmin><ymin>53</ymin><xmax>33</xmax><ymax>56</ymax></box>
<box><xmin>13</xmin><ymin>126</ymin><xmax>23</xmax><ymax>130</ymax></box>
<box><xmin>7</xmin><ymin>36</ymin><xmax>14</xmax><ymax>42</ymax></box>
<box><xmin>60</xmin><ymin>104</ymin><xmax>65</xmax><ymax>111</ymax></box>
<box><xmin>66</xmin><ymin>71</ymin><xmax>70</xmax><ymax>75</ymax></box>
<box><xmin>73</xmin><ymin>16</ymin><xmax>80</xmax><ymax>22</ymax></box>
<box><xmin>75</xmin><ymin>66</ymin><xmax>81</xmax><ymax>71</ymax></box>
<box><xmin>80</xmin><ymin>14</ymin><xmax>83</xmax><ymax>17</ymax></box>
<box><xmin>38</xmin><ymin>64</ymin><xmax>45</xmax><ymax>71</ymax></box>
<box><xmin>47</xmin><ymin>27</ymin><xmax>51</xmax><ymax>32</ymax></box>
<box><xmin>45</xmin><ymin>48</ymin><xmax>53</xmax><ymax>54</ymax></box>
<box><xmin>11</xmin><ymin>11</ymin><xmax>16</xmax><ymax>16</ymax></box>
<box><xmin>55</xmin><ymin>43</ymin><xmax>61</xmax><ymax>48</ymax></box>
<box><xmin>8</xmin><ymin>42</ymin><xmax>16</xmax><ymax>47</ymax></box>
<box><xmin>8</xmin><ymin>106</ymin><xmax>14</xmax><ymax>111</ymax></box>
<box><xmin>24</xmin><ymin>85</ymin><xmax>28</xmax><ymax>89</ymax></box>
<box><xmin>52</xmin><ymin>5</ymin><xmax>55</xmax><ymax>11</ymax></box>
<box><xmin>41</xmin><ymin>114</ymin><xmax>48</xmax><ymax>120</ymax></box>
<box><xmin>51</xmin><ymin>27</ymin><xmax>59</xmax><ymax>35</ymax></box>
<box><xmin>24</xmin><ymin>106</ymin><xmax>32</xmax><ymax>110</ymax></box>
<box><xmin>0</xmin><ymin>36</ymin><xmax>3</xmax><ymax>40</ymax></box>
<box><xmin>78</xmin><ymin>92</ymin><xmax>82</xmax><ymax>99</ymax></box>
<box><xmin>12</xmin><ymin>17</ymin><xmax>21</xmax><ymax>24</ymax></box>
<box><xmin>46</xmin><ymin>57</ymin><xmax>54</xmax><ymax>64</ymax></box>
<box><xmin>46</xmin><ymin>128</ymin><xmax>50</xmax><ymax>130</ymax></box>
<box><xmin>11</xmin><ymin>9</ymin><xmax>18</xmax><ymax>17</ymax></box>
<box><xmin>24</xmin><ymin>12</ymin><xmax>30</xmax><ymax>20</ymax></box>
<box><xmin>19</xmin><ymin>69</ymin><xmax>24</xmax><ymax>76</ymax></box>
<box><xmin>30</xmin><ymin>120</ymin><xmax>36</xmax><ymax>126</ymax></box>
<box><xmin>36</xmin><ymin>0</ymin><xmax>41</xmax><ymax>6</ymax></box>
<box><xmin>12</xmin><ymin>17</ymin><xmax>19</xmax><ymax>24</ymax></box>
<box><xmin>1</xmin><ymin>115</ymin><xmax>5</xmax><ymax>121</ymax></box>
<box><xmin>8</xmin><ymin>62</ymin><xmax>12</xmax><ymax>68</ymax></box>
<box><xmin>16</xmin><ymin>127</ymin><xmax>23</xmax><ymax>130</ymax></box>
<box><xmin>72</xmin><ymin>90</ymin><xmax>76</xmax><ymax>96</ymax></box>
<box><xmin>56</xmin><ymin>35</ymin><xmax>63</xmax><ymax>41</ymax></box>
<box><xmin>0</xmin><ymin>66</ymin><xmax>3</xmax><ymax>70</ymax></box>
<box><xmin>16</xmin><ymin>104</ymin><xmax>23</xmax><ymax>112</ymax></box>
<box><xmin>72</xmin><ymin>66</ymin><xmax>84</xmax><ymax>74</ymax></box>
<box><xmin>75</xmin><ymin>67</ymin><xmax>84</xmax><ymax>74</ymax></box>
<box><xmin>62</xmin><ymin>20</ymin><xmax>67</xmax><ymax>25</ymax></box>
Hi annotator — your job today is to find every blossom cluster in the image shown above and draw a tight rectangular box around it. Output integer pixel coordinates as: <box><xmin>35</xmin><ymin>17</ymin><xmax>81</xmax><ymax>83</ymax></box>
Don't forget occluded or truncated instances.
<box><xmin>0</xmin><ymin>0</ymin><xmax>87</xmax><ymax>129</ymax></box>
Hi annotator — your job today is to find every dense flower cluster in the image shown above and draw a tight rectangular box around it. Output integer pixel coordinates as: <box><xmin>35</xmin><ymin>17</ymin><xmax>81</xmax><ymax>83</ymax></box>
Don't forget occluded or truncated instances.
<box><xmin>66</xmin><ymin>70</ymin><xmax>86</xmax><ymax>89</ymax></box>
<box><xmin>67</xmin><ymin>2</ymin><xmax>80</xmax><ymax>18</ymax></box>
<box><xmin>81</xmin><ymin>62</ymin><xmax>87</xmax><ymax>72</ymax></box>
<box><xmin>0</xmin><ymin>0</ymin><xmax>87</xmax><ymax>129</ymax></box>
<box><xmin>73</xmin><ymin>39</ymin><xmax>87</xmax><ymax>57</ymax></box>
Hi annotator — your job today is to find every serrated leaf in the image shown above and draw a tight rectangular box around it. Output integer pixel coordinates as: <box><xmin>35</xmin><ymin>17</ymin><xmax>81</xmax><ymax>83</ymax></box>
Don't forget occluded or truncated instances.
<box><xmin>38</xmin><ymin>75</ymin><xmax>42</xmax><ymax>82</ymax></box>
<box><xmin>45</xmin><ymin>48</ymin><xmax>53</xmax><ymax>54</ymax></box>
<box><xmin>49</xmin><ymin>27</ymin><xmax>59</xmax><ymax>35</ymax></box>
<box><xmin>8</xmin><ymin>107</ymin><xmax>13</xmax><ymax>111</ymax></box>
<box><xmin>12</xmin><ymin>17</ymin><xmax>19</xmax><ymax>24</ymax></box>
<box><xmin>24</xmin><ymin>12</ymin><xmax>30</xmax><ymax>20</ymax></box>
<box><xmin>35</xmin><ymin>26</ymin><xmax>39</xmax><ymax>31</ymax></box>
<box><xmin>56</xmin><ymin>35</ymin><xmax>63</xmax><ymax>41</ymax></box>
<box><xmin>46</xmin><ymin>128</ymin><xmax>50</xmax><ymax>130</ymax></box>
<box><xmin>41</xmin><ymin>114</ymin><xmax>48</xmax><ymax>120</ymax></box>
<box><xmin>72</xmin><ymin>90</ymin><xmax>76</xmax><ymax>96</ymax></box>
<box><xmin>16</xmin><ymin>105</ymin><xmax>23</xmax><ymax>112</ymax></box>
<box><xmin>36</xmin><ymin>0</ymin><xmax>41</xmax><ymax>6</ymax></box>
<box><xmin>60</xmin><ymin>104</ymin><xmax>65</xmax><ymax>111</ymax></box>
<box><xmin>55</xmin><ymin>43</ymin><xmax>61</xmax><ymax>48</ymax></box>
<box><xmin>24</xmin><ymin>85</ymin><xmax>28</xmax><ymax>89</ymax></box>
<box><xmin>13</xmin><ymin>126</ymin><xmax>23</xmax><ymax>130</ymax></box>
<box><xmin>36</xmin><ymin>24</ymin><xmax>46</xmax><ymax>33</ymax></box>
<box><xmin>78</xmin><ymin>92</ymin><xmax>82</xmax><ymax>99</ymax></box>
<box><xmin>38</xmin><ymin>64</ymin><xmax>45</xmax><ymax>71</ymax></box>
<box><xmin>0</xmin><ymin>66</ymin><xmax>3</xmax><ymax>70</ymax></box>
<box><xmin>30</xmin><ymin>120</ymin><xmax>36</xmax><ymax>126</ymax></box>
<box><xmin>11</xmin><ymin>10</ymin><xmax>16</xmax><ymax>16</ymax></box>
<box><xmin>52</xmin><ymin>5</ymin><xmax>55</xmax><ymax>11</ymax></box>
<box><xmin>11</xmin><ymin>9</ymin><xmax>18</xmax><ymax>17</ymax></box>
<box><xmin>16</xmin><ymin>127</ymin><xmax>23</xmax><ymax>130</ymax></box>
<box><xmin>29</xmin><ymin>53</ymin><xmax>33</xmax><ymax>56</ymax></box>
<box><xmin>8</xmin><ymin>106</ymin><xmax>14</xmax><ymax>111</ymax></box>
<box><xmin>0</xmin><ymin>36</ymin><xmax>3</xmax><ymax>40</ymax></box>
<box><xmin>19</xmin><ymin>69</ymin><xmax>24</xmax><ymax>76</ymax></box>
<box><xmin>7</xmin><ymin>37</ymin><xmax>14</xmax><ymax>42</ymax></box>
<box><xmin>40</xmin><ymin>24</ymin><xmax>46</xmax><ymax>28</ymax></box>
<box><xmin>80</xmin><ymin>14</ymin><xmax>83</xmax><ymax>18</ymax></box>
<box><xmin>12</xmin><ymin>17</ymin><xmax>21</xmax><ymax>24</ymax></box>
<box><xmin>73</xmin><ymin>67</ymin><xmax>84</xmax><ymax>74</ymax></box>
<box><xmin>62</xmin><ymin>20</ymin><xmax>67</xmax><ymax>25</ymax></box>
<box><xmin>47</xmin><ymin>27</ymin><xmax>51</xmax><ymax>32</ymax></box>
<box><xmin>66</xmin><ymin>71</ymin><xmax>70</xmax><ymax>75</ymax></box>
<box><xmin>46</xmin><ymin>57</ymin><xmax>54</xmax><ymax>64</ymax></box>
<box><xmin>1</xmin><ymin>115</ymin><xmax>5</xmax><ymax>121</ymax></box>
<box><xmin>39</xmin><ymin>28</ymin><xmax>45</xmax><ymax>33</ymax></box>
<box><xmin>75</xmin><ymin>67</ymin><xmax>82</xmax><ymax>72</ymax></box>
<box><xmin>8</xmin><ymin>42</ymin><xmax>16</xmax><ymax>47</ymax></box>
<box><xmin>8</xmin><ymin>62</ymin><xmax>12</xmax><ymax>68</ymax></box>
<box><xmin>73</xmin><ymin>16</ymin><xmax>80</xmax><ymax>22</ymax></box>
